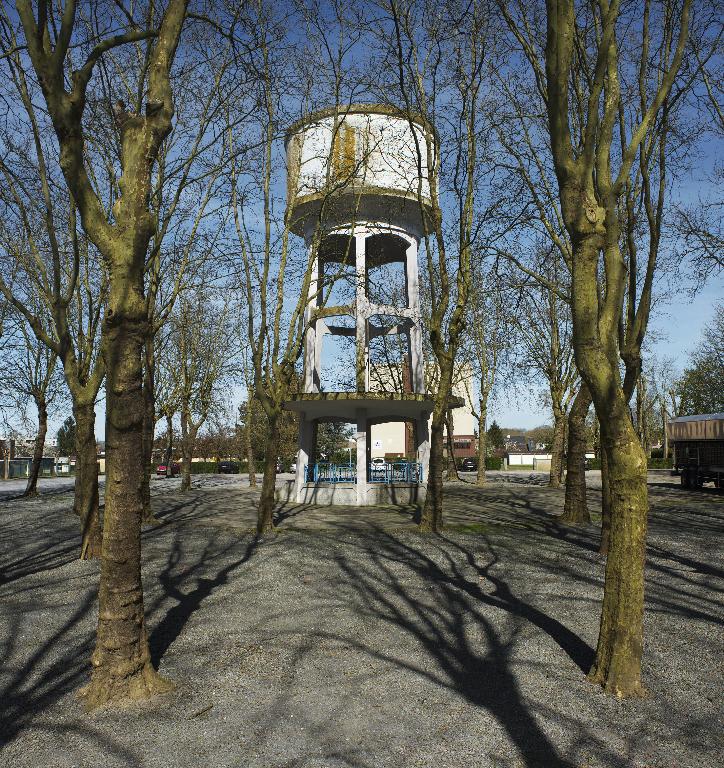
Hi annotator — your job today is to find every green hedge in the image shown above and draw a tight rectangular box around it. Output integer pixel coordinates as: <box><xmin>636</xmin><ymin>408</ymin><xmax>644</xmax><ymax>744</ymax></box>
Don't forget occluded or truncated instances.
<box><xmin>189</xmin><ymin>461</ymin><xmax>219</xmax><ymax>474</ymax></box>
<box><xmin>455</xmin><ymin>456</ymin><xmax>503</xmax><ymax>471</ymax></box>
<box><xmin>584</xmin><ymin>457</ymin><xmax>672</xmax><ymax>470</ymax></box>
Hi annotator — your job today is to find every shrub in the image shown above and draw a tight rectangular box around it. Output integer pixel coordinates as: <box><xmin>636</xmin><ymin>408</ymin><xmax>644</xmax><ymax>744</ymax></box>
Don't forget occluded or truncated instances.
<box><xmin>485</xmin><ymin>456</ymin><xmax>502</xmax><ymax>470</ymax></box>
<box><xmin>189</xmin><ymin>461</ymin><xmax>219</xmax><ymax>474</ymax></box>
<box><xmin>648</xmin><ymin>457</ymin><xmax>672</xmax><ymax>469</ymax></box>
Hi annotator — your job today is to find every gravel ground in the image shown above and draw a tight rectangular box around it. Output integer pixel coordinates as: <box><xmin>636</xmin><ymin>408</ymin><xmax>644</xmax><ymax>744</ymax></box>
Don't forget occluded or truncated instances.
<box><xmin>0</xmin><ymin>475</ymin><xmax>722</xmax><ymax>768</ymax></box>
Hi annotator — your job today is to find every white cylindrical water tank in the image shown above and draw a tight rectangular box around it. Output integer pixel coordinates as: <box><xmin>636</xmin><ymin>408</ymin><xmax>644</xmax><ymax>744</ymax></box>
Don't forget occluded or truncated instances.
<box><xmin>285</xmin><ymin>105</ymin><xmax>435</xmax><ymax>236</ymax></box>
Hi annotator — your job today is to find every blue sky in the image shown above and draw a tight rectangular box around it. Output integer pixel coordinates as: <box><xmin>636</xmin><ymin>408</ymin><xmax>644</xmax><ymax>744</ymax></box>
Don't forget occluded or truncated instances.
<box><xmin>7</xmin><ymin>2</ymin><xmax>721</xmax><ymax>441</ymax></box>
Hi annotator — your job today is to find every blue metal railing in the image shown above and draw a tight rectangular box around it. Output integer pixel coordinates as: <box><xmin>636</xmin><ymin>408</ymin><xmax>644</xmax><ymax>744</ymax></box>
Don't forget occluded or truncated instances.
<box><xmin>368</xmin><ymin>461</ymin><xmax>423</xmax><ymax>484</ymax></box>
<box><xmin>304</xmin><ymin>462</ymin><xmax>356</xmax><ymax>483</ymax></box>
<box><xmin>303</xmin><ymin>461</ymin><xmax>423</xmax><ymax>484</ymax></box>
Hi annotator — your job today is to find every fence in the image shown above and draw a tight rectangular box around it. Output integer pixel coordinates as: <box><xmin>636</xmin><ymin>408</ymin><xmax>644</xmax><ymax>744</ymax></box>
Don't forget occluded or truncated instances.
<box><xmin>303</xmin><ymin>461</ymin><xmax>423</xmax><ymax>484</ymax></box>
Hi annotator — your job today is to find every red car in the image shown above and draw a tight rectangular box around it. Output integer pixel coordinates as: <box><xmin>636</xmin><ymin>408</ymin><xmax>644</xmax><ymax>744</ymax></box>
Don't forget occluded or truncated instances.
<box><xmin>156</xmin><ymin>463</ymin><xmax>180</xmax><ymax>477</ymax></box>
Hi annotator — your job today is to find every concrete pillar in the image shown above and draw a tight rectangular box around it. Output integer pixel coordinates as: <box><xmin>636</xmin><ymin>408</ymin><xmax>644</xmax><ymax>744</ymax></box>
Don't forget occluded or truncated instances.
<box><xmin>405</xmin><ymin>238</ymin><xmax>424</xmax><ymax>392</ymax></box>
<box><xmin>416</xmin><ymin>410</ymin><xmax>431</xmax><ymax>484</ymax></box>
<box><xmin>294</xmin><ymin>414</ymin><xmax>314</xmax><ymax>502</ymax></box>
<box><xmin>303</xmin><ymin>247</ymin><xmax>320</xmax><ymax>393</ymax></box>
<box><xmin>355</xmin><ymin>230</ymin><xmax>368</xmax><ymax>392</ymax></box>
<box><xmin>356</xmin><ymin>408</ymin><xmax>368</xmax><ymax>505</ymax></box>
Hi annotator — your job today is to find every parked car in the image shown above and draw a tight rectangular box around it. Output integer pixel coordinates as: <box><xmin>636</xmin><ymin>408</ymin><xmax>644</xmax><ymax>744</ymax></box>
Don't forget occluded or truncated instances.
<box><xmin>156</xmin><ymin>462</ymin><xmax>180</xmax><ymax>477</ymax></box>
<box><xmin>461</xmin><ymin>458</ymin><xmax>477</xmax><ymax>472</ymax></box>
<box><xmin>219</xmin><ymin>461</ymin><xmax>239</xmax><ymax>474</ymax></box>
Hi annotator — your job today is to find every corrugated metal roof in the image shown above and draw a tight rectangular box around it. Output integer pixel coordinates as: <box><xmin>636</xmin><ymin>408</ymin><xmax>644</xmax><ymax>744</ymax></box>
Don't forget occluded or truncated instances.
<box><xmin>670</xmin><ymin>414</ymin><xmax>724</xmax><ymax>422</ymax></box>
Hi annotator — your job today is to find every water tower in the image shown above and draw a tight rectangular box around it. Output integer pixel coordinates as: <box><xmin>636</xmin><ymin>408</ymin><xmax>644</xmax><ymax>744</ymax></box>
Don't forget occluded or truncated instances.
<box><xmin>279</xmin><ymin>105</ymin><xmax>461</xmax><ymax>506</ymax></box>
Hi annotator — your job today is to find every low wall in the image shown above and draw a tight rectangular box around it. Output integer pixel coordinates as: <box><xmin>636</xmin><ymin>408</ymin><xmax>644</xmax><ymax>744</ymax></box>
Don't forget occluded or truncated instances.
<box><xmin>275</xmin><ymin>480</ymin><xmax>426</xmax><ymax>506</ymax></box>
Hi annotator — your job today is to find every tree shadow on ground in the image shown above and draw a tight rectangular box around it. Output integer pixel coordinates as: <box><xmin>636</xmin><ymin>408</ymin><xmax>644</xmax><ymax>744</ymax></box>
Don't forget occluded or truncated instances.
<box><xmin>148</xmin><ymin>532</ymin><xmax>259</xmax><ymax>668</ymax></box>
<box><xmin>443</xmin><ymin>483</ymin><xmax>602</xmax><ymax>554</ymax></box>
<box><xmin>273</xmin><ymin>501</ymin><xmax>313</xmax><ymax>526</ymax></box>
<box><xmin>0</xmin><ymin>589</ymin><xmax>96</xmax><ymax>745</ymax></box>
<box><xmin>318</xmin><ymin>528</ymin><xmax>613</xmax><ymax>768</ymax></box>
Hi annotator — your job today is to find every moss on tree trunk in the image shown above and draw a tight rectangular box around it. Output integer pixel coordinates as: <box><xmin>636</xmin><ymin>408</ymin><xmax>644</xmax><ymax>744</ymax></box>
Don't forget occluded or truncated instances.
<box><xmin>588</xmin><ymin>416</ymin><xmax>648</xmax><ymax>697</ymax></box>
<box><xmin>570</xmin><ymin>236</ymin><xmax>649</xmax><ymax>698</ymax></box>
<box><xmin>246</xmin><ymin>396</ymin><xmax>257</xmax><ymax>488</ymax></box>
<box><xmin>549</xmin><ymin>405</ymin><xmax>566</xmax><ymax>488</ymax></box>
<box><xmin>141</xmin><ymin>340</ymin><xmax>156</xmax><ymax>520</ymax></box>
<box><xmin>600</xmin><ymin>446</ymin><xmax>612</xmax><ymax>555</ymax></box>
<box><xmin>180</xmin><ymin>425</ymin><xmax>197</xmax><ymax>493</ymax></box>
<box><xmin>420</xmin><ymin>408</ymin><xmax>445</xmax><ymax>531</ymax></box>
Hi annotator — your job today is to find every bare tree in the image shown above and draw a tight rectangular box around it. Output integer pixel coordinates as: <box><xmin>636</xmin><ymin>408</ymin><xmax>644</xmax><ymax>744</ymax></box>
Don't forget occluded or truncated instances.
<box><xmin>227</xmin><ymin>0</ymin><xmax>367</xmax><ymax>533</ymax></box>
<box><xmin>0</xmin><ymin>309</ymin><xmax>64</xmax><ymax>496</ymax></box>
<box><xmin>13</xmin><ymin>0</ymin><xmax>190</xmax><ymax>706</ymax></box>
<box><xmin>163</xmin><ymin>292</ymin><xmax>233</xmax><ymax>492</ymax></box>
<box><xmin>377</xmin><ymin>0</ymin><xmax>497</xmax><ymax>530</ymax></box>
<box><xmin>0</xmin><ymin>15</ymin><xmax>107</xmax><ymax>556</ymax></box>
<box><xmin>461</xmin><ymin>265</ymin><xmax>508</xmax><ymax>486</ymax></box>
<box><xmin>499</xmin><ymin>0</ymin><xmax>694</xmax><ymax>696</ymax></box>
<box><xmin>240</xmin><ymin>351</ymin><xmax>258</xmax><ymax>488</ymax></box>
<box><xmin>647</xmin><ymin>357</ymin><xmax>683</xmax><ymax>460</ymax></box>
<box><xmin>509</xmin><ymin>255</ymin><xmax>577</xmax><ymax>488</ymax></box>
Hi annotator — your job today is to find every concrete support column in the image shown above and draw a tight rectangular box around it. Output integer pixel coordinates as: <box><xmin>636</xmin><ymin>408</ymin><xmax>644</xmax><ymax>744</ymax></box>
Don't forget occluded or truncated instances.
<box><xmin>405</xmin><ymin>239</ymin><xmax>424</xmax><ymax>392</ymax></box>
<box><xmin>355</xmin><ymin>408</ymin><xmax>368</xmax><ymax>505</ymax></box>
<box><xmin>294</xmin><ymin>414</ymin><xmax>314</xmax><ymax>502</ymax></box>
<box><xmin>354</xmin><ymin>230</ymin><xmax>368</xmax><ymax>392</ymax></box>
<box><xmin>416</xmin><ymin>410</ymin><xmax>431</xmax><ymax>484</ymax></box>
<box><xmin>303</xmin><ymin>247</ymin><xmax>320</xmax><ymax>393</ymax></box>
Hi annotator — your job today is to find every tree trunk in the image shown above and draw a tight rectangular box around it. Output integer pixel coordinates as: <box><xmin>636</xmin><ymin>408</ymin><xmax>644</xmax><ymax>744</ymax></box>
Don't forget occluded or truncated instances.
<box><xmin>74</xmin><ymin>401</ymin><xmax>101</xmax><ymax>560</ymax></box>
<box><xmin>420</xmin><ymin>408</ymin><xmax>445</xmax><ymax>532</ymax></box>
<box><xmin>549</xmin><ymin>405</ymin><xmax>566</xmax><ymax>488</ymax></box>
<box><xmin>566</xmin><ymin>230</ymin><xmax>650</xmax><ymax>697</ymax></box>
<box><xmin>600</xmin><ymin>445</ymin><xmax>612</xmax><ymax>556</ymax></box>
<box><xmin>246</xmin><ymin>398</ymin><xmax>257</xmax><ymax>488</ymax></box>
<box><xmin>661</xmin><ymin>404</ymin><xmax>669</xmax><ymax>459</ymax></box>
<box><xmin>561</xmin><ymin>384</ymin><xmax>591</xmax><ymax>524</ymax></box>
<box><xmin>81</xmin><ymin>295</ymin><xmax>171</xmax><ymax>708</ymax></box>
<box><xmin>180</xmin><ymin>434</ymin><xmax>194</xmax><ymax>492</ymax></box>
<box><xmin>141</xmin><ymin>339</ymin><xmax>156</xmax><ymax>521</ymax></box>
<box><xmin>588</xmin><ymin>410</ymin><xmax>648</xmax><ymax>697</ymax></box>
<box><xmin>257</xmin><ymin>413</ymin><xmax>280</xmax><ymax>534</ymax></box>
<box><xmin>476</xmin><ymin>404</ymin><xmax>487</xmax><ymax>487</ymax></box>
<box><xmin>445</xmin><ymin>409</ymin><xmax>460</xmax><ymax>480</ymax></box>
<box><xmin>23</xmin><ymin>397</ymin><xmax>48</xmax><ymax>497</ymax></box>
<box><xmin>165</xmin><ymin>413</ymin><xmax>173</xmax><ymax>476</ymax></box>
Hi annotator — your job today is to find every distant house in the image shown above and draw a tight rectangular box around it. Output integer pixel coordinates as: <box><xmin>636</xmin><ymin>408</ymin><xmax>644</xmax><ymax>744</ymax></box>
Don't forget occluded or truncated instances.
<box><xmin>505</xmin><ymin>435</ymin><xmax>528</xmax><ymax>451</ymax></box>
